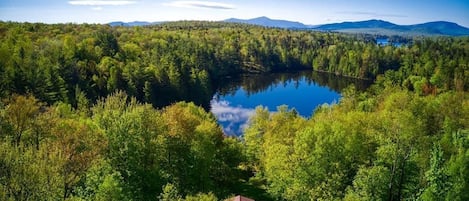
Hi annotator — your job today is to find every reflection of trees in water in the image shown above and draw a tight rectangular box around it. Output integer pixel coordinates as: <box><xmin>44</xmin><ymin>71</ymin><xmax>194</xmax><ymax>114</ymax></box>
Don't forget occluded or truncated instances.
<box><xmin>148</xmin><ymin>70</ymin><xmax>371</xmax><ymax>111</ymax></box>
<box><xmin>214</xmin><ymin>70</ymin><xmax>372</xmax><ymax>97</ymax></box>
<box><xmin>310</xmin><ymin>71</ymin><xmax>372</xmax><ymax>92</ymax></box>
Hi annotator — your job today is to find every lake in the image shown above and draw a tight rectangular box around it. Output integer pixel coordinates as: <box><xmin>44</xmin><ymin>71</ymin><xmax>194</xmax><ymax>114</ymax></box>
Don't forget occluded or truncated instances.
<box><xmin>210</xmin><ymin>71</ymin><xmax>371</xmax><ymax>135</ymax></box>
<box><xmin>377</xmin><ymin>38</ymin><xmax>403</xmax><ymax>47</ymax></box>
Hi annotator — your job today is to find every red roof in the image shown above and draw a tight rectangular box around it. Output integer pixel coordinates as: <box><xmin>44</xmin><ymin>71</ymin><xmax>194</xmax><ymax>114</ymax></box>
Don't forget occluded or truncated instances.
<box><xmin>231</xmin><ymin>195</ymin><xmax>255</xmax><ymax>201</ymax></box>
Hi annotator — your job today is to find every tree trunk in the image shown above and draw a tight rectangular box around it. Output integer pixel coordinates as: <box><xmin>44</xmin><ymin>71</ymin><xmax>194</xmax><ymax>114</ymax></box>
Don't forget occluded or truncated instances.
<box><xmin>397</xmin><ymin>150</ymin><xmax>410</xmax><ymax>200</ymax></box>
<box><xmin>15</xmin><ymin>131</ymin><xmax>22</xmax><ymax>147</ymax></box>
<box><xmin>388</xmin><ymin>158</ymin><xmax>396</xmax><ymax>201</ymax></box>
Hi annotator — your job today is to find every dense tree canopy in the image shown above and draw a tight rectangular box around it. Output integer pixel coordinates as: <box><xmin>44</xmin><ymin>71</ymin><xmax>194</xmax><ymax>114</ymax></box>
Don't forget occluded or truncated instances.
<box><xmin>244</xmin><ymin>88</ymin><xmax>468</xmax><ymax>200</ymax></box>
<box><xmin>0</xmin><ymin>92</ymin><xmax>246</xmax><ymax>200</ymax></box>
<box><xmin>1</xmin><ymin>21</ymin><xmax>467</xmax><ymax>107</ymax></box>
<box><xmin>0</xmin><ymin>21</ymin><xmax>468</xmax><ymax>200</ymax></box>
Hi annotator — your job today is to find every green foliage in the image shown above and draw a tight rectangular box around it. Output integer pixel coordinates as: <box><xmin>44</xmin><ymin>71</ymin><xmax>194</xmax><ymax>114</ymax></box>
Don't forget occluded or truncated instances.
<box><xmin>3</xmin><ymin>94</ymin><xmax>41</xmax><ymax>147</ymax></box>
<box><xmin>0</xmin><ymin>93</ymin><xmax>245</xmax><ymax>200</ymax></box>
<box><xmin>74</xmin><ymin>159</ymin><xmax>129</xmax><ymax>201</ymax></box>
<box><xmin>158</xmin><ymin>183</ymin><xmax>218</xmax><ymax>201</ymax></box>
<box><xmin>420</xmin><ymin>143</ymin><xmax>450</xmax><ymax>201</ymax></box>
<box><xmin>445</xmin><ymin>130</ymin><xmax>469</xmax><ymax>201</ymax></box>
<box><xmin>345</xmin><ymin>166</ymin><xmax>391</xmax><ymax>201</ymax></box>
<box><xmin>0</xmin><ymin>21</ymin><xmax>468</xmax><ymax>201</ymax></box>
<box><xmin>184</xmin><ymin>192</ymin><xmax>218</xmax><ymax>201</ymax></box>
<box><xmin>0</xmin><ymin>142</ymin><xmax>64</xmax><ymax>201</ymax></box>
<box><xmin>158</xmin><ymin>183</ymin><xmax>183</xmax><ymax>201</ymax></box>
<box><xmin>3</xmin><ymin>22</ymin><xmax>467</xmax><ymax>108</ymax></box>
<box><xmin>244</xmin><ymin>88</ymin><xmax>468</xmax><ymax>200</ymax></box>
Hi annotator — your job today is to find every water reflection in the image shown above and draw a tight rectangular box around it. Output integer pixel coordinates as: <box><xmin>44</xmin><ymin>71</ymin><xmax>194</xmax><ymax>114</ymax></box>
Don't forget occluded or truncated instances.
<box><xmin>211</xmin><ymin>70</ymin><xmax>372</xmax><ymax>135</ymax></box>
<box><xmin>215</xmin><ymin>70</ymin><xmax>371</xmax><ymax>97</ymax></box>
<box><xmin>210</xmin><ymin>100</ymin><xmax>255</xmax><ymax>134</ymax></box>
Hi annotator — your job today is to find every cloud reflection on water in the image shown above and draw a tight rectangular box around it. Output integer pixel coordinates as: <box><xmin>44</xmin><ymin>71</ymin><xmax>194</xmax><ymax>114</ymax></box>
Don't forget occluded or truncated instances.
<box><xmin>210</xmin><ymin>99</ymin><xmax>255</xmax><ymax>135</ymax></box>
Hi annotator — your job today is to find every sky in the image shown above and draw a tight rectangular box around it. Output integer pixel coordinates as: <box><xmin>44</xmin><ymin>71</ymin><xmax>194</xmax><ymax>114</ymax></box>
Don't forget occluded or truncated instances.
<box><xmin>1</xmin><ymin>0</ymin><xmax>469</xmax><ymax>27</ymax></box>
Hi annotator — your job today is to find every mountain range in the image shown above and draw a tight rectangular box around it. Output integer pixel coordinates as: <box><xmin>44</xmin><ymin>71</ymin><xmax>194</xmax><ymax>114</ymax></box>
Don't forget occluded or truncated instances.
<box><xmin>310</xmin><ymin>19</ymin><xmax>469</xmax><ymax>36</ymax></box>
<box><xmin>225</xmin><ymin>16</ymin><xmax>310</xmax><ymax>29</ymax></box>
<box><xmin>108</xmin><ymin>21</ymin><xmax>159</xmax><ymax>27</ymax></box>
<box><xmin>109</xmin><ymin>17</ymin><xmax>469</xmax><ymax>36</ymax></box>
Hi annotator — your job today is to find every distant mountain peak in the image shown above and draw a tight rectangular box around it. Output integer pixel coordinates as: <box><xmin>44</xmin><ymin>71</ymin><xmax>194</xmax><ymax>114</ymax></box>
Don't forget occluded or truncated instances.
<box><xmin>224</xmin><ymin>16</ymin><xmax>308</xmax><ymax>29</ymax></box>
<box><xmin>108</xmin><ymin>21</ymin><xmax>160</xmax><ymax>27</ymax></box>
<box><xmin>367</xmin><ymin>19</ymin><xmax>390</xmax><ymax>22</ymax></box>
<box><xmin>404</xmin><ymin>21</ymin><xmax>469</xmax><ymax>36</ymax></box>
<box><xmin>423</xmin><ymin>21</ymin><xmax>457</xmax><ymax>24</ymax></box>
<box><xmin>316</xmin><ymin>19</ymin><xmax>399</xmax><ymax>30</ymax></box>
<box><xmin>253</xmin><ymin>16</ymin><xmax>271</xmax><ymax>20</ymax></box>
<box><xmin>364</xmin><ymin>19</ymin><xmax>397</xmax><ymax>25</ymax></box>
<box><xmin>414</xmin><ymin>21</ymin><xmax>461</xmax><ymax>27</ymax></box>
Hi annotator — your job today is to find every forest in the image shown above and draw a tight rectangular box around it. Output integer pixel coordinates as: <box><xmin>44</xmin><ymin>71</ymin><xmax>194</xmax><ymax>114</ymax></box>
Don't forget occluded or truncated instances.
<box><xmin>0</xmin><ymin>21</ymin><xmax>468</xmax><ymax>200</ymax></box>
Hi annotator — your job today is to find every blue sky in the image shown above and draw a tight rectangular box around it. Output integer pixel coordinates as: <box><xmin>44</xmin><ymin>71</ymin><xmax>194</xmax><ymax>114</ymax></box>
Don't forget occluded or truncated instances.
<box><xmin>1</xmin><ymin>0</ymin><xmax>469</xmax><ymax>27</ymax></box>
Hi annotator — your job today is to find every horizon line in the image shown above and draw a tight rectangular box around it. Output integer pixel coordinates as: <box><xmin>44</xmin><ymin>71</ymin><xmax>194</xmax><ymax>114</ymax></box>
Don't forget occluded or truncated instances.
<box><xmin>1</xmin><ymin>16</ymin><xmax>468</xmax><ymax>28</ymax></box>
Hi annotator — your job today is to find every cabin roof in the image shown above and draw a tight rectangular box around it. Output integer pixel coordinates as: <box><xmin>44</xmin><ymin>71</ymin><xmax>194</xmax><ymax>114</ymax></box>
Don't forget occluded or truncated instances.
<box><xmin>227</xmin><ymin>195</ymin><xmax>255</xmax><ymax>201</ymax></box>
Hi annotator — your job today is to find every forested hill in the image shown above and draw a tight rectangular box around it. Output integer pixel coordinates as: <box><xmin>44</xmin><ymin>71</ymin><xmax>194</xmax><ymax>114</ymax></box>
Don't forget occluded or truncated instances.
<box><xmin>0</xmin><ymin>21</ymin><xmax>468</xmax><ymax>200</ymax></box>
<box><xmin>112</xmin><ymin>17</ymin><xmax>469</xmax><ymax>36</ymax></box>
<box><xmin>313</xmin><ymin>20</ymin><xmax>469</xmax><ymax>36</ymax></box>
<box><xmin>224</xmin><ymin>16</ymin><xmax>309</xmax><ymax>29</ymax></box>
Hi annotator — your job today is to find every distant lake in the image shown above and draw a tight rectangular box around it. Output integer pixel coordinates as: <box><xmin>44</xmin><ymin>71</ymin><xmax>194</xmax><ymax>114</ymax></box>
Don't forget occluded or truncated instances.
<box><xmin>210</xmin><ymin>71</ymin><xmax>371</xmax><ymax>135</ymax></box>
<box><xmin>377</xmin><ymin>38</ymin><xmax>403</xmax><ymax>47</ymax></box>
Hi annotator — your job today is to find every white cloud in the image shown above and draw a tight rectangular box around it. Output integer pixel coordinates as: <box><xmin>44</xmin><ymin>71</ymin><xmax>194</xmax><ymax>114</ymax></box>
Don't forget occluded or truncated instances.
<box><xmin>164</xmin><ymin>1</ymin><xmax>235</xmax><ymax>10</ymax></box>
<box><xmin>91</xmin><ymin>6</ymin><xmax>103</xmax><ymax>10</ymax></box>
<box><xmin>68</xmin><ymin>0</ymin><xmax>137</xmax><ymax>6</ymax></box>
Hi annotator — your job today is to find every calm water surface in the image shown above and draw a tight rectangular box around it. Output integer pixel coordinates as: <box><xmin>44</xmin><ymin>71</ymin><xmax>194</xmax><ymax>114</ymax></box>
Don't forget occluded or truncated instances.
<box><xmin>210</xmin><ymin>71</ymin><xmax>371</xmax><ymax>135</ymax></box>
